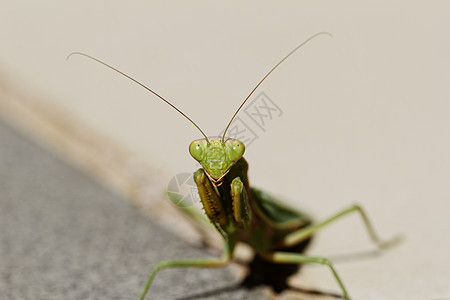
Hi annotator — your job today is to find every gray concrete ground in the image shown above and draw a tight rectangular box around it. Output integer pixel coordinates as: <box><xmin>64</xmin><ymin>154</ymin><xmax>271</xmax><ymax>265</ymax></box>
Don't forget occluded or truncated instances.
<box><xmin>0</xmin><ymin>117</ymin><xmax>270</xmax><ymax>300</ymax></box>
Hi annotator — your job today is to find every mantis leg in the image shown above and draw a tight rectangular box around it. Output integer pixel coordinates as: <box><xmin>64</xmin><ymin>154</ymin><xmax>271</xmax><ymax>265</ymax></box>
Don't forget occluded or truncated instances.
<box><xmin>139</xmin><ymin>240</ymin><xmax>235</xmax><ymax>300</ymax></box>
<box><xmin>167</xmin><ymin>191</ymin><xmax>216</xmax><ymax>240</ymax></box>
<box><xmin>281</xmin><ymin>204</ymin><xmax>399</xmax><ymax>249</ymax></box>
<box><xmin>230</xmin><ymin>177</ymin><xmax>252</xmax><ymax>229</ymax></box>
<box><xmin>261</xmin><ymin>251</ymin><xmax>351</xmax><ymax>300</ymax></box>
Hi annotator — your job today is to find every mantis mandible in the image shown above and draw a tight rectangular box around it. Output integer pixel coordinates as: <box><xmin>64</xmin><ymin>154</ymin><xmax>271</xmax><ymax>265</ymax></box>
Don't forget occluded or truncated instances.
<box><xmin>68</xmin><ymin>32</ymin><xmax>398</xmax><ymax>300</ymax></box>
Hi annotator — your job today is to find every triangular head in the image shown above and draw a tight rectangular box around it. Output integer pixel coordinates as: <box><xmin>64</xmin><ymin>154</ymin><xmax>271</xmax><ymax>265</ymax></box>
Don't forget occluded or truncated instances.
<box><xmin>189</xmin><ymin>137</ymin><xmax>245</xmax><ymax>185</ymax></box>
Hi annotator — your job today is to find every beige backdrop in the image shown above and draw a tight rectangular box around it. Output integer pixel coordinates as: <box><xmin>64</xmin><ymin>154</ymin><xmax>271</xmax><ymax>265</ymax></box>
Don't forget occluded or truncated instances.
<box><xmin>1</xmin><ymin>1</ymin><xmax>449</xmax><ymax>299</ymax></box>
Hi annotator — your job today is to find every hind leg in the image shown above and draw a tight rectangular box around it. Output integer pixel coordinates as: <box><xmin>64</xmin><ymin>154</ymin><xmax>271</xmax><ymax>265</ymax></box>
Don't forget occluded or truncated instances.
<box><xmin>243</xmin><ymin>238</ymin><xmax>311</xmax><ymax>293</ymax></box>
<box><xmin>261</xmin><ymin>251</ymin><xmax>351</xmax><ymax>300</ymax></box>
<box><xmin>139</xmin><ymin>240</ymin><xmax>235</xmax><ymax>300</ymax></box>
<box><xmin>280</xmin><ymin>203</ymin><xmax>400</xmax><ymax>249</ymax></box>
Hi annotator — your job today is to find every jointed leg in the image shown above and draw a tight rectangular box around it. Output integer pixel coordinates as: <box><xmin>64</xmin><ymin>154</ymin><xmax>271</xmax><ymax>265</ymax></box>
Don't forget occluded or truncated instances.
<box><xmin>262</xmin><ymin>251</ymin><xmax>351</xmax><ymax>300</ymax></box>
<box><xmin>139</xmin><ymin>241</ymin><xmax>234</xmax><ymax>300</ymax></box>
<box><xmin>281</xmin><ymin>204</ymin><xmax>399</xmax><ymax>249</ymax></box>
<box><xmin>167</xmin><ymin>191</ymin><xmax>216</xmax><ymax>242</ymax></box>
<box><xmin>230</xmin><ymin>177</ymin><xmax>251</xmax><ymax>229</ymax></box>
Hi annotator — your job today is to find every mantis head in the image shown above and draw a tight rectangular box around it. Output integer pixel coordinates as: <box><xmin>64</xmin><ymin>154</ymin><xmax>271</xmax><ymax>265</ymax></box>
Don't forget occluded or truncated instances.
<box><xmin>189</xmin><ymin>137</ymin><xmax>245</xmax><ymax>184</ymax></box>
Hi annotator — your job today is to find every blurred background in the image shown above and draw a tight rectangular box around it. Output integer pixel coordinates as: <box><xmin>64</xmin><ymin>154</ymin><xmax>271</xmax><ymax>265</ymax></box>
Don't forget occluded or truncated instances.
<box><xmin>0</xmin><ymin>1</ymin><xmax>449</xmax><ymax>299</ymax></box>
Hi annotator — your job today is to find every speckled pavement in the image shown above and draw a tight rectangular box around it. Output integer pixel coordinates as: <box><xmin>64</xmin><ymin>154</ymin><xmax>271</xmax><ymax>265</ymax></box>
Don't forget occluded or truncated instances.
<box><xmin>0</xmin><ymin>118</ymin><xmax>270</xmax><ymax>300</ymax></box>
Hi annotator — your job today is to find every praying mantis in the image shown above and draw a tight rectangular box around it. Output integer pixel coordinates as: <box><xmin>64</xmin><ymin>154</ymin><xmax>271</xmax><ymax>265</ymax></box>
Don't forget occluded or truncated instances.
<box><xmin>68</xmin><ymin>32</ymin><xmax>398</xmax><ymax>300</ymax></box>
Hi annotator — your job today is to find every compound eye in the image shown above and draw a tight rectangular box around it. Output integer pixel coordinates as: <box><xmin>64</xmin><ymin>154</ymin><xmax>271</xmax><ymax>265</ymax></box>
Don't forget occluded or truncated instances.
<box><xmin>189</xmin><ymin>139</ymin><xmax>207</xmax><ymax>161</ymax></box>
<box><xmin>226</xmin><ymin>139</ymin><xmax>245</xmax><ymax>162</ymax></box>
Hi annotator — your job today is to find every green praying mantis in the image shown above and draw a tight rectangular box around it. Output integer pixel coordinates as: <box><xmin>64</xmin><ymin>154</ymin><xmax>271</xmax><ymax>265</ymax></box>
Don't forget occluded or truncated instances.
<box><xmin>68</xmin><ymin>32</ymin><xmax>399</xmax><ymax>300</ymax></box>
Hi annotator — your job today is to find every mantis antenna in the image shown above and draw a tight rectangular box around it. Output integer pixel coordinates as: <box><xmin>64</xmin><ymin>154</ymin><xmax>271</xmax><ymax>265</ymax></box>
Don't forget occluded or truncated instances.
<box><xmin>66</xmin><ymin>52</ymin><xmax>210</xmax><ymax>142</ymax></box>
<box><xmin>221</xmin><ymin>31</ymin><xmax>332</xmax><ymax>141</ymax></box>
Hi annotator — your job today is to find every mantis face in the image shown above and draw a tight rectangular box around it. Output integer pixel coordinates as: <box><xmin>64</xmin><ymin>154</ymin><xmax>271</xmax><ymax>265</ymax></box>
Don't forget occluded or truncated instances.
<box><xmin>189</xmin><ymin>137</ymin><xmax>245</xmax><ymax>184</ymax></box>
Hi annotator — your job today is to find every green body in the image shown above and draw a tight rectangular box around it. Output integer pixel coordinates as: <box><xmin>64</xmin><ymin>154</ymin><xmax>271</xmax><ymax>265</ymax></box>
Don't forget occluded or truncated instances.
<box><xmin>139</xmin><ymin>137</ymin><xmax>398</xmax><ymax>300</ymax></box>
<box><xmin>189</xmin><ymin>136</ymin><xmax>311</xmax><ymax>253</ymax></box>
<box><xmin>66</xmin><ymin>35</ymin><xmax>398</xmax><ymax>300</ymax></box>
<box><xmin>194</xmin><ymin>151</ymin><xmax>311</xmax><ymax>254</ymax></box>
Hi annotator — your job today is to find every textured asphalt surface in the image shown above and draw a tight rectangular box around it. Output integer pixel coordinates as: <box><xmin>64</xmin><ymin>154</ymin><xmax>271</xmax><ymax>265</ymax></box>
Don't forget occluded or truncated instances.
<box><xmin>0</xmin><ymin>117</ymin><xmax>270</xmax><ymax>300</ymax></box>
